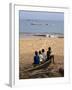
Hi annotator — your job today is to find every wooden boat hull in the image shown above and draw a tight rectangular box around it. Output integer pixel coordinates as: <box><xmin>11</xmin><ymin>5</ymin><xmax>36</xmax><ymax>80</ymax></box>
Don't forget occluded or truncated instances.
<box><xmin>24</xmin><ymin>60</ymin><xmax>51</xmax><ymax>72</ymax></box>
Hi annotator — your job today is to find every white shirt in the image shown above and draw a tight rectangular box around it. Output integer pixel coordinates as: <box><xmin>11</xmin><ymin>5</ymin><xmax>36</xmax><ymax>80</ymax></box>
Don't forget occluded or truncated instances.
<box><xmin>42</xmin><ymin>52</ymin><xmax>46</xmax><ymax>61</ymax></box>
<box><xmin>39</xmin><ymin>54</ymin><xmax>43</xmax><ymax>62</ymax></box>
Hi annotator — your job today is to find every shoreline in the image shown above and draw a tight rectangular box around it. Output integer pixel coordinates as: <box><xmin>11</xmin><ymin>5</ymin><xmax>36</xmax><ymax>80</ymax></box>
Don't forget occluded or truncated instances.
<box><xmin>19</xmin><ymin>36</ymin><xmax>64</xmax><ymax>40</ymax></box>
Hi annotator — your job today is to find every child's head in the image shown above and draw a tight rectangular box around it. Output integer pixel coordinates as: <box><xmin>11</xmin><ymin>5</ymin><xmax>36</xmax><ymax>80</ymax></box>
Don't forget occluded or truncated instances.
<box><xmin>42</xmin><ymin>49</ymin><xmax>45</xmax><ymax>53</ymax></box>
<box><xmin>48</xmin><ymin>47</ymin><xmax>51</xmax><ymax>51</ymax></box>
<box><xmin>39</xmin><ymin>50</ymin><xmax>42</xmax><ymax>54</ymax></box>
<box><xmin>35</xmin><ymin>51</ymin><xmax>38</xmax><ymax>55</ymax></box>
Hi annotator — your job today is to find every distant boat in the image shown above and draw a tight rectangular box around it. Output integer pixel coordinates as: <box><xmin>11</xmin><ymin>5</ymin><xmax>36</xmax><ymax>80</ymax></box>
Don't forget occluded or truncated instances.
<box><xmin>31</xmin><ymin>23</ymin><xmax>42</xmax><ymax>25</ymax></box>
<box><xmin>31</xmin><ymin>23</ymin><xmax>48</xmax><ymax>26</ymax></box>
<box><xmin>45</xmin><ymin>24</ymin><xmax>48</xmax><ymax>25</ymax></box>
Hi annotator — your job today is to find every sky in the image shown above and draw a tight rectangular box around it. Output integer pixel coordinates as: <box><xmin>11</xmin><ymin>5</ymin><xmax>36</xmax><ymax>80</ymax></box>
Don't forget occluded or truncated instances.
<box><xmin>19</xmin><ymin>10</ymin><xmax>64</xmax><ymax>21</ymax></box>
<box><xmin>19</xmin><ymin>10</ymin><xmax>64</xmax><ymax>33</ymax></box>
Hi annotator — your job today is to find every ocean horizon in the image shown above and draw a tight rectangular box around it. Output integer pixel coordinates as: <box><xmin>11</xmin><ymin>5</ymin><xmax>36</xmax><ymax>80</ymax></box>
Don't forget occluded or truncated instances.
<box><xmin>19</xmin><ymin>19</ymin><xmax>64</xmax><ymax>34</ymax></box>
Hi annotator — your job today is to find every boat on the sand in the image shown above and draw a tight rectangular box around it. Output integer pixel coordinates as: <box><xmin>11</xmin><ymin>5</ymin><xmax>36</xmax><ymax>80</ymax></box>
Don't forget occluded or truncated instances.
<box><xmin>24</xmin><ymin>60</ymin><xmax>52</xmax><ymax>72</ymax></box>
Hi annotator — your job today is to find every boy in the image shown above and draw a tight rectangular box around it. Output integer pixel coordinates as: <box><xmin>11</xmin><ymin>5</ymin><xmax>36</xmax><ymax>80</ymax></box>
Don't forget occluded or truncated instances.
<box><xmin>47</xmin><ymin>47</ymin><xmax>54</xmax><ymax>63</ymax></box>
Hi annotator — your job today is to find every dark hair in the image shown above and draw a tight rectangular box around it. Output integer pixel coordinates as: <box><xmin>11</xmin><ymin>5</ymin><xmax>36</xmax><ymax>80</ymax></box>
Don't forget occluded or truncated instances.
<box><xmin>42</xmin><ymin>49</ymin><xmax>45</xmax><ymax>52</ymax></box>
<box><xmin>48</xmin><ymin>47</ymin><xmax>51</xmax><ymax>51</ymax></box>
<box><xmin>39</xmin><ymin>50</ymin><xmax>41</xmax><ymax>54</ymax></box>
<box><xmin>35</xmin><ymin>51</ymin><xmax>38</xmax><ymax>55</ymax></box>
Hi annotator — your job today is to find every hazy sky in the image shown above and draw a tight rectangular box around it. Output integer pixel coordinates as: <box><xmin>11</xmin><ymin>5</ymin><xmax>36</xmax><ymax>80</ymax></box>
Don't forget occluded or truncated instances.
<box><xmin>19</xmin><ymin>10</ymin><xmax>64</xmax><ymax>21</ymax></box>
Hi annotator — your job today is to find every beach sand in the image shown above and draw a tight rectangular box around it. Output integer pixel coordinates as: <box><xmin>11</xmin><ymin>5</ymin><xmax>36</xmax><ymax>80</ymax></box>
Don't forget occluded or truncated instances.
<box><xmin>19</xmin><ymin>37</ymin><xmax>64</xmax><ymax>79</ymax></box>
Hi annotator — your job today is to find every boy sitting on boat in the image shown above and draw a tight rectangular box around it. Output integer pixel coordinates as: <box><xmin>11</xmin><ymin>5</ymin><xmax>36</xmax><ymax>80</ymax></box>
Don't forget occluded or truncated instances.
<box><xmin>42</xmin><ymin>49</ymin><xmax>47</xmax><ymax>62</ymax></box>
<box><xmin>39</xmin><ymin>50</ymin><xmax>44</xmax><ymax>64</ymax></box>
<box><xmin>34</xmin><ymin>51</ymin><xmax>40</xmax><ymax>64</ymax></box>
<box><xmin>46</xmin><ymin>47</ymin><xmax>54</xmax><ymax>63</ymax></box>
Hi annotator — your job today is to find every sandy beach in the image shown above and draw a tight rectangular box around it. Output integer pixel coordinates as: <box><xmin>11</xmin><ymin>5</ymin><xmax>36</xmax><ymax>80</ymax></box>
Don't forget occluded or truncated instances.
<box><xmin>19</xmin><ymin>37</ymin><xmax>64</xmax><ymax>79</ymax></box>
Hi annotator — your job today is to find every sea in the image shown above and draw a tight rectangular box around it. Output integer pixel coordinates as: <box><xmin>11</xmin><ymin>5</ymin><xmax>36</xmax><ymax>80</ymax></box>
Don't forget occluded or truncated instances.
<box><xmin>19</xmin><ymin>19</ymin><xmax>64</xmax><ymax>38</ymax></box>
